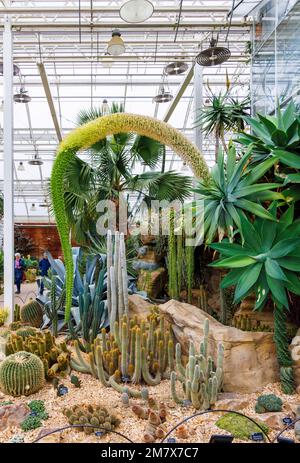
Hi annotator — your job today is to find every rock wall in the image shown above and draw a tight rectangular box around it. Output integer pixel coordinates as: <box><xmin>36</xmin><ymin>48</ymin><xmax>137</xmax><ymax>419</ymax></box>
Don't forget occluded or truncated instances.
<box><xmin>159</xmin><ymin>299</ymin><xmax>279</xmax><ymax>393</ymax></box>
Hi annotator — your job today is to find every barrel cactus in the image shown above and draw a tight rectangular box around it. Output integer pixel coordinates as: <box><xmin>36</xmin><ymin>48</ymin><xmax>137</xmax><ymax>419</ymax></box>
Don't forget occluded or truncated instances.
<box><xmin>20</xmin><ymin>300</ymin><xmax>43</xmax><ymax>328</ymax></box>
<box><xmin>0</xmin><ymin>351</ymin><xmax>45</xmax><ymax>396</ymax></box>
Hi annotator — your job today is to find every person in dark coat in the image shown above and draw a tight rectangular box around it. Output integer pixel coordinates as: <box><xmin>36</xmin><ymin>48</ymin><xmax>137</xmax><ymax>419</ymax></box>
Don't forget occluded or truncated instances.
<box><xmin>14</xmin><ymin>252</ymin><xmax>25</xmax><ymax>294</ymax></box>
<box><xmin>38</xmin><ymin>252</ymin><xmax>51</xmax><ymax>296</ymax></box>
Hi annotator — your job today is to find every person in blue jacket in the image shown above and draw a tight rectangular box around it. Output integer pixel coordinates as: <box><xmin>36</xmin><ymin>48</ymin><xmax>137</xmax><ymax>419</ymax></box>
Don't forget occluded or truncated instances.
<box><xmin>38</xmin><ymin>252</ymin><xmax>51</xmax><ymax>295</ymax></box>
<box><xmin>14</xmin><ymin>252</ymin><xmax>25</xmax><ymax>294</ymax></box>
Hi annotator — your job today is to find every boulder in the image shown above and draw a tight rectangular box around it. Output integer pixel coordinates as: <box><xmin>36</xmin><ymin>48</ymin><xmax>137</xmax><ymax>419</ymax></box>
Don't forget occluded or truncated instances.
<box><xmin>256</xmin><ymin>412</ymin><xmax>286</xmax><ymax>430</ymax></box>
<box><xmin>214</xmin><ymin>397</ymin><xmax>250</xmax><ymax>411</ymax></box>
<box><xmin>159</xmin><ymin>299</ymin><xmax>279</xmax><ymax>393</ymax></box>
<box><xmin>137</xmin><ymin>267</ymin><xmax>167</xmax><ymax>298</ymax></box>
<box><xmin>128</xmin><ymin>294</ymin><xmax>153</xmax><ymax>320</ymax></box>
<box><xmin>290</xmin><ymin>329</ymin><xmax>300</xmax><ymax>389</ymax></box>
<box><xmin>0</xmin><ymin>403</ymin><xmax>30</xmax><ymax>431</ymax></box>
<box><xmin>36</xmin><ymin>427</ymin><xmax>63</xmax><ymax>443</ymax></box>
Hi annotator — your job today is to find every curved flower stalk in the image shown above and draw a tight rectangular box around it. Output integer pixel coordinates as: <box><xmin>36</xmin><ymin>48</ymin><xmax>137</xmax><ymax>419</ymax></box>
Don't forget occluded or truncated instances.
<box><xmin>51</xmin><ymin>113</ymin><xmax>209</xmax><ymax>320</ymax></box>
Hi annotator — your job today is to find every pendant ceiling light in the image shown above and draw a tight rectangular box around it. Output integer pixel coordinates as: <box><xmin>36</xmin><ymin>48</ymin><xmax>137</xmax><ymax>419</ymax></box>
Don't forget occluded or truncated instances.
<box><xmin>101</xmin><ymin>99</ymin><xmax>110</xmax><ymax>115</ymax></box>
<box><xmin>17</xmin><ymin>161</ymin><xmax>25</xmax><ymax>171</ymax></box>
<box><xmin>107</xmin><ymin>29</ymin><xmax>125</xmax><ymax>56</ymax></box>
<box><xmin>28</xmin><ymin>154</ymin><xmax>43</xmax><ymax>165</ymax></box>
<box><xmin>30</xmin><ymin>203</ymin><xmax>37</xmax><ymax>211</ymax></box>
<box><xmin>196</xmin><ymin>38</ymin><xmax>231</xmax><ymax>67</ymax></box>
<box><xmin>153</xmin><ymin>84</ymin><xmax>173</xmax><ymax>103</ymax></box>
<box><xmin>164</xmin><ymin>60</ymin><xmax>188</xmax><ymax>76</ymax></box>
<box><xmin>13</xmin><ymin>87</ymin><xmax>31</xmax><ymax>103</ymax></box>
<box><xmin>120</xmin><ymin>0</ymin><xmax>154</xmax><ymax>23</ymax></box>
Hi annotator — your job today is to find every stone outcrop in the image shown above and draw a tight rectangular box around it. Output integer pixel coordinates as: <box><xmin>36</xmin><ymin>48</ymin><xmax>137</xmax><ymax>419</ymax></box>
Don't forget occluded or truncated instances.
<box><xmin>0</xmin><ymin>403</ymin><xmax>30</xmax><ymax>431</ymax></box>
<box><xmin>290</xmin><ymin>328</ymin><xmax>300</xmax><ymax>388</ymax></box>
<box><xmin>128</xmin><ymin>294</ymin><xmax>153</xmax><ymax>320</ymax></box>
<box><xmin>159</xmin><ymin>299</ymin><xmax>279</xmax><ymax>393</ymax></box>
<box><xmin>257</xmin><ymin>412</ymin><xmax>285</xmax><ymax>430</ymax></box>
<box><xmin>137</xmin><ymin>267</ymin><xmax>167</xmax><ymax>299</ymax></box>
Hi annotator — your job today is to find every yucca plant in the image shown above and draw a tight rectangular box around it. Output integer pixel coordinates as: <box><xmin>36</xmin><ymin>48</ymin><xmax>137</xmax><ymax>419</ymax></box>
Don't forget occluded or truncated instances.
<box><xmin>209</xmin><ymin>206</ymin><xmax>300</xmax><ymax>394</ymax></box>
<box><xmin>194</xmin><ymin>145</ymin><xmax>282</xmax><ymax>243</ymax></box>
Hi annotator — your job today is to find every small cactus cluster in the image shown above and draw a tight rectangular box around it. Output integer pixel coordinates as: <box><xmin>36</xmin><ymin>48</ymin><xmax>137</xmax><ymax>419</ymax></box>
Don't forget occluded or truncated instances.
<box><xmin>132</xmin><ymin>401</ymin><xmax>167</xmax><ymax>442</ymax></box>
<box><xmin>254</xmin><ymin>394</ymin><xmax>283</xmax><ymax>413</ymax></box>
<box><xmin>170</xmin><ymin>318</ymin><xmax>224</xmax><ymax>410</ymax></box>
<box><xmin>20</xmin><ymin>300</ymin><xmax>43</xmax><ymax>328</ymax></box>
<box><xmin>71</xmin><ymin>308</ymin><xmax>174</xmax><ymax>397</ymax></box>
<box><xmin>21</xmin><ymin>400</ymin><xmax>49</xmax><ymax>431</ymax></box>
<box><xmin>5</xmin><ymin>329</ymin><xmax>70</xmax><ymax>379</ymax></box>
<box><xmin>232</xmin><ymin>314</ymin><xmax>273</xmax><ymax>332</ymax></box>
<box><xmin>63</xmin><ymin>404</ymin><xmax>120</xmax><ymax>435</ymax></box>
<box><xmin>0</xmin><ymin>351</ymin><xmax>45</xmax><ymax>396</ymax></box>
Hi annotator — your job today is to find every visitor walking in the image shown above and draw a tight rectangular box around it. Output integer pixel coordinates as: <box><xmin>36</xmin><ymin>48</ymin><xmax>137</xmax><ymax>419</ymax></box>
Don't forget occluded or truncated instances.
<box><xmin>14</xmin><ymin>252</ymin><xmax>25</xmax><ymax>294</ymax></box>
<box><xmin>38</xmin><ymin>252</ymin><xmax>51</xmax><ymax>296</ymax></box>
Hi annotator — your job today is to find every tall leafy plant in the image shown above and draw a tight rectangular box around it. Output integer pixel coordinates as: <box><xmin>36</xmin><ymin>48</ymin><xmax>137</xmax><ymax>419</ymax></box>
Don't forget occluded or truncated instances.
<box><xmin>194</xmin><ymin>145</ymin><xmax>282</xmax><ymax>243</ymax></box>
<box><xmin>209</xmin><ymin>208</ymin><xmax>300</xmax><ymax>393</ymax></box>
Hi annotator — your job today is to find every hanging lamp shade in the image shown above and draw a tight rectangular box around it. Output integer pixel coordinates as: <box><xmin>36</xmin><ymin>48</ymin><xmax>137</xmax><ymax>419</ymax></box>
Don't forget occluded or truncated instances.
<box><xmin>101</xmin><ymin>99</ymin><xmax>110</xmax><ymax>115</ymax></box>
<box><xmin>164</xmin><ymin>60</ymin><xmax>188</xmax><ymax>76</ymax></box>
<box><xmin>30</xmin><ymin>203</ymin><xmax>37</xmax><ymax>211</ymax></box>
<box><xmin>119</xmin><ymin>0</ymin><xmax>154</xmax><ymax>23</ymax></box>
<box><xmin>153</xmin><ymin>85</ymin><xmax>173</xmax><ymax>103</ymax></box>
<box><xmin>17</xmin><ymin>161</ymin><xmax>25</xmax><ymax>171</ymax></box>
<box><xmin>13</xmin><ymin>88</ymin><xmax>31</xmax><ymax>103</ymax></box>
<box><xmin>196</xmin><ymin>38</ymin><xmax>231</xmax><ymax>67</ymax></box>
<box><xmin>28</xmin><ymin>154</ymin><xmax>43</xmax><ymax>165</ymax></box>
<box><xmin>107</xmin><ymin>29</ymin><xmax>125</xmax><ymax>56</ymax></box>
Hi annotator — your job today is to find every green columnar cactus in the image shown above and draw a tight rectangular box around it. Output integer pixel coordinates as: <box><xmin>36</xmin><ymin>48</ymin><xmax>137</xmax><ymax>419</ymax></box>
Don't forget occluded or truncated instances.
<box><xmin>0</xmin><ymin>351</ymin><xmax>45</xmax><ymax>396</ymax></box>
<box><xmin>198</xmin><ymin>285</ymin><xmax>208</xmax><ymax>312</ymax></box>
<box><xmin>44</xmin><ymin>275</ymin><xmax>65</xmax><ymax>337</ymax></box>
<box><xmin>177</xmin><ymin>232</ymin><xmax>183</xmax><ymax>295</ymax></box>
<box><xmin>14</xmin><ymin>304</ymin><xmax>21</xmax><ymax>322</ymax></box>
<box><xmin>71</xmin><ymin>309</ymin><xmax>174</xmax><ymax>396</ymax></box>
<box><xmin>186</xmin><ymin>242</ymin><xmax>194</xmax><ymax>304</ymax></box>
<box><xmin>5</xmin><ymin>329</ymin><xmax>70</xmax><ymax>379</ymax></box>
<box><xmin>20</xmin><ymin>300</ymin><xmax>43</xmax><ymax>328</ymax></box>
<box><xmin>168</xmin><ymin>209</ymin><xmax>178</xmax><ymax>299</ymax></box>
<box><xmin>170</xmin><ymin>318</ymin><xmax>224</xmax><ymax>410</ymax></box>
<box><xmin>274</xmin><ymin>308</ymin><xmax>295</xmax><ymax>394</ymax></box>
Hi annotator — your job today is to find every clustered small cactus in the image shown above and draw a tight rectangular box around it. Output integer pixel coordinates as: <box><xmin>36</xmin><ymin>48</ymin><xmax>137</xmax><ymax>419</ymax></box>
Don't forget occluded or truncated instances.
<box><xmin>170</xmin><ymin>318</ymin><xmax>224</xmax><ymax>410</ymax></box>
<box><xmin>131</xmin><ymin>401</ymin><xmax>167</xmax><ymax>442</ymax></box>
<box><xmin>21</xmin><ymin>400</ymin><xmax>49</xmax><ymax>431</ymax></box>
<box><xmin>5</xmin><ymin>329</ymin><xmax>70</xmax><ymax>378</ymax></box>
<box><xmin>0</xmin><ymin>351</ymin><xmax>45</xmax><ymax>396</ymax></box>
<box><xmin>254</xmin><ymin>394</ymin><xmax>283</xmax><ymax>413</ymax></box>
<box><xmin>63</xmin><ymin>404</ymin><xmax>120</xmax><ymax>435</ymax></box>
<box><xmin>71</xmin><ymin>308</ymin><xmax>174</xmax><ymax>397</ymax></box>
<box><xmin>20</xmin><ymin>300</ymin><xmax>43</xmax><ymax>328</ymax></box>
<box><xmin>232</xmin><ymin>314</ymin><xmax>273</xmax><ymax>332</ymax></box>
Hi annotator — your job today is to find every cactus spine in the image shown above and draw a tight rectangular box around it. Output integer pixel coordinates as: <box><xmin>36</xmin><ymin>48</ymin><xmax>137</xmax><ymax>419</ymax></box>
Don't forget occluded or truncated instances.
<box><xmin>71</xmin><ymin>310</ymin><xmax>174</xmax><ymax>397</ymax></box>
<box><xmin>0</xmin><ymin>351</ymin><xmax>45</xmax><ymax>396</ymax></box>
<box><xmin>107</xmin><ymin>231</ymin><xmax>129</xmax><ymax>328</ymax></box>
<box><xmin>20</xmin><ymin>300</ymin><xmax>43</xmax><ymax>328</ymax></box>
<box><xmin>170</xmin><ymin>318</ymin><xmax>224</xmax><ymax>410</ymax></box>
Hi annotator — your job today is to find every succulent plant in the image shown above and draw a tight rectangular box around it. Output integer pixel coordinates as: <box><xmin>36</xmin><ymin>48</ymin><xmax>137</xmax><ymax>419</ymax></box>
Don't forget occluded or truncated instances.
<box><xmin>170</xmin><ymin>318</ymin><xmax>224</xmax><ymax>410</ymax></box>
<box><xmin>0</xmin><ymin>351</ymin><xmax>45</xmax><ymax>396</ymax></box>
<box><xmin>62</xmin><ymin>403</ymin><xmax>120</xmax><ymax>435</ymax></box>
<box><xmin>255</xmin><ymin>394</ymin><xmax>283</xmax><ymax>413</ymax></box>
<box><xmin>71</xmin><ymin>309</ymin><xmax>174</xmax><ymax>397</ymax></box>
<box><xmin>20</xmin><ymin>300</ymin><xmax>43</xmax><ymax>328</ymax></box>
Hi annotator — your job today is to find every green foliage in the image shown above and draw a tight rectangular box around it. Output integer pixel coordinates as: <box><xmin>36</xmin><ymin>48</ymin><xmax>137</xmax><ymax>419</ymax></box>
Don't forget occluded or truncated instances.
<box><xmin>216</xmin><ymin>413</ymin><xmax>269</xmax><ymax>441</ymax></box>
<box><xmin>20</xmin><ymin>300</ymin><xmax>43</xmax><ymax>328</ymax></box>
<box><xmin>209</xmin><ymin>207</ymin><xmax>300</xmax><ymax>309</ymax></box>
<box><xmin>44</xmin><ymin>275</ymin><xmax>65</xmax><ymax>337</ymax></box>
<box><xmin>70</xmin><ymin>374</ymin><xmax>81</xmax><ymax>388</ymax></box>
<box><xmin>255</xmin><ymin>394</ymin><xmax>283</xmax><ymax>413</ymax></box>
<box><xmin>28</xmin><ymin>400</ymin><xmax>49</xmax><ymax>420</ymax></box>
<box><xmin>0</xmin><ymin>351</ymin><xmax>45</xmax><ymax>396</ymax></box>
<box><xmin>21</xmin><ymin>415</ymin><xmax>42</xmax><ymax>432</ymax></box>
<box><xmin>195</xmin><ymin>146</ymin><xmax>282</xmax><ymax>243</ymax></box>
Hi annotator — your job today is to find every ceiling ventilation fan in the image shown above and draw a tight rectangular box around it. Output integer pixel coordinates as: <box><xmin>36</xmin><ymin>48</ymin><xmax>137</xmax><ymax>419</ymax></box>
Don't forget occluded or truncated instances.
<box><xmin>196</xmin><ymin>36</ymin><xmax>231</xmax><ymax>67</ymax></box>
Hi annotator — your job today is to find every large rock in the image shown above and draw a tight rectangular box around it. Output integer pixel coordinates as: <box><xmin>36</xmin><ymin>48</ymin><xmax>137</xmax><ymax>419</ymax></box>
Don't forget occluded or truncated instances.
<box><xmin>0</xmin><ymin>403</ymin><xmax>30</xmax><ymax>431</ymax></box>
<box><xmin>256</xmin><ymin>412</ymin><xmax>286</xmax><ymax>430</ymax></box>
<box><xmin>290</xmin><ymin>328</ymin><xmax>300</xmax><ymax>388</ymax></box>
<box><xmin>159</xmin><ymin>299</ymin><xmax>279</xmax><ymax>393</ymax></box>
<box><xmin>214</xmin><ymin>396</ymin><xmax>250</xmax><ymax>411</ymax></box>
<box><xmin>128</xmin><ymin>294</ymin><xmax>153</xmax><ymax>320</ymax></box>
<box><xmin>137</xmin><ymin>267</ymin><xmax>167</xmax><ymax>298</ymax></box>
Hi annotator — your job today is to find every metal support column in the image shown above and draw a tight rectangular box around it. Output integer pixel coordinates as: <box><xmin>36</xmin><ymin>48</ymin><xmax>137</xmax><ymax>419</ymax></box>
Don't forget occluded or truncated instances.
<box><xmin>3</xmin><ymin>14</ymin><xmax>14</xmax><ymax>322</ymax></box>
<box><xmin>194</xmin><ymin>63</ymin><xmax>203</xmax><ymax>151</ymax></box>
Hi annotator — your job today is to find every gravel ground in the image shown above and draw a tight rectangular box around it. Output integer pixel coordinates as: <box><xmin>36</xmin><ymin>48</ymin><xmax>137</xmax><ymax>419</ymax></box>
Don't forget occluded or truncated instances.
<box><xmin>0</xmin><ymin>374</ymin><xmax>299</xmax><ymax>444</ymax></box>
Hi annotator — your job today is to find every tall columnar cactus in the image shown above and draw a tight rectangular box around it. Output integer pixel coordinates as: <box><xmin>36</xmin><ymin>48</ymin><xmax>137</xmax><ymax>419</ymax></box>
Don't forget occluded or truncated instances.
<box><xmin>0</xmin><ymin>351</ymin><xmax>45</xmax><ymax>396</ymax></box>
<box><xmin>274</xmin><ymin>309</ymin><xmax>295</xmax><ymax>394</ymax></box>
<box><xmin>44</xmin><ymin>275</ymin><xmax>66</xmax><ymax>337</ymax></box>
<box><xmin>71</xmin><ymin>310</ymin><xmax>174</xmax><ymax>397</ymax></box>
<box><xmin>177</xmin><ymin>232</ymin><xmax>183</xmax><ymax>296</ymax></box>
<box><xmin>170</xmin><ymin>318</ymin><xmax>224</xmax><ymax>410</ymax></box>
<box><xmin>168</xmin><ymin>209</ymin><xmax>178</xmax><ymax>299</ymax></box>
<box><xmin>186</xmin><ymin>242</ymin><xmax>194</xmax><ymax>304</ymax></box>
<box><xmin>20</xmin><ymin>300</ymin><xmax>43</xmax><ymax>328</ymax></box>
<box><xmin>107</xmin><ymin>231</ymin><xmax>129</xmax><ymax>327</ymax></box>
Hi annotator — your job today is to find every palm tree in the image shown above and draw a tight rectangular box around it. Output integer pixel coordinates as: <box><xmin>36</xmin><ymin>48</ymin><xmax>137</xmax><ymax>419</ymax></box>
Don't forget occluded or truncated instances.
<box><xmin>63</xmin><ymin>103</ymin><xmax>193</xmax><ymax>247</ymax></box>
